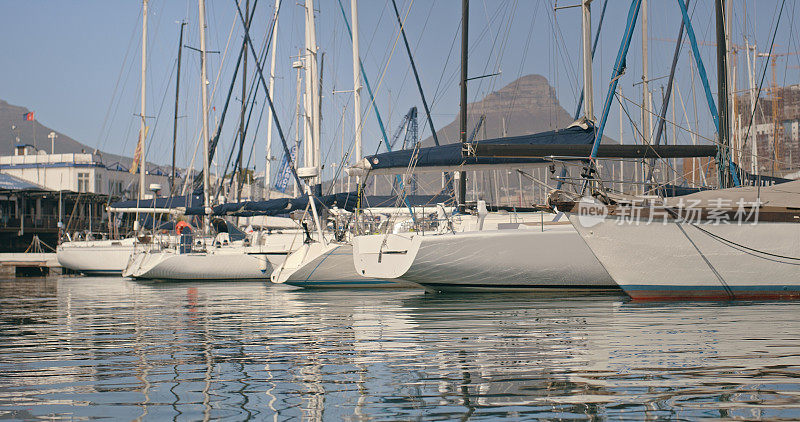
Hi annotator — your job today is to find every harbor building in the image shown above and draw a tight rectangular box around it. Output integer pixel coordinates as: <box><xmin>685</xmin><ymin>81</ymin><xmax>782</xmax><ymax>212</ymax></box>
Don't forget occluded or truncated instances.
<box><xmin>0</xmin><ymin>144</ymin><xmax>170</xmax><ymax>196</ymax></box>
<box><xmin>0</xmin><ymin>145</ymin><xmax>171</xmax><ymax>252</ymax></box>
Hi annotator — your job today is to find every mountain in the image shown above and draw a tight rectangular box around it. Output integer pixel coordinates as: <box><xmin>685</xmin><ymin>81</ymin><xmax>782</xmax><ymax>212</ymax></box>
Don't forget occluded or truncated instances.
<box><xmin>0</xmin><ymin>99</ymin><xmax>164</xmax><ymax>172</ymax></box>
<box><xmin>422</xmin><ymin>74</ymin><xmax>578</xmax><ymax>145</ymax></box>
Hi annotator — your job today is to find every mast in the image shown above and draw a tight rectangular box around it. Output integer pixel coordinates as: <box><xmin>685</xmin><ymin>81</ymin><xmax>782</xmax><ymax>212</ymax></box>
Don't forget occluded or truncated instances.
<box><xmin>351</xmin><ymin>0</ymin><xmax>362</xmax><ymax>164</ymax></box>
<box><xmin>581</xmin><ymin>0</ymin><xmax>594</xmax><ymax>120</ymax></box>
<box><xmin>264</xmin><ymin>0</ymin><xmax>281</xmax><ymax>200</ymax></box>
<box><xmin>457</xmin><ymin>0</ymin><xmax>468</xmax><ymax>211</ymax></box>
<box><xmin>172</xmin><ymin>21</ymin><xmax>186</xmax><ymax>195</ymax></box>
<box><xmin>293</xmin><ymin>54</ymin><xmax>303</xmax><ymax>197</ymax></box>
<box><xmin>745</xmin><ymin>39</ymin><xmax>758</xmax><ymax>175</ymax></box>
<box><xmin>306</xmin><ymin>0</ymin><xmax>321</xmax><ymax>188</ymax></box>
<box><xmin>139</xmin><ymin>0</ymin><xmax>148</xmax><ymax>202</ymax></box>
<box><xmin>198</xmin><ymin>0</ymin><xmax>211</xmax><ymax>234</ymax></box>
<box><xmin>237</xmin><ymin>0</ymin><xmax>249</xmax><ymax>202</ymax></box>
<box><xmin>300</xmin><ymin>0</ymin><xmax>320</xmax><ymax>188</ymax></box>
<box><xmin>640</xmin><ymin>0</ymin><xmax>649</xmax><ymax>146</ymax></box>
<box><xmin>716</xmin><ymin>0</ymin><xmax>732</xmax><ymax>187</ymax></box>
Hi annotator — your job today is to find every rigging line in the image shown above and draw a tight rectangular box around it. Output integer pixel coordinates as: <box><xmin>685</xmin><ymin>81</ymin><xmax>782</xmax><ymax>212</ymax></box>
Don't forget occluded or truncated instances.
<box><xmin>617</xmin><ymin>89</ymin><xmax>769</xmax><ymax>155</ymax></box>
<box><xmin>464</xmin><ymin>0</ymin><xmax>508</xmax><ymax>104</ymax></box>
<box><xmin>143</xmin><ymin>57</ymin><xmax>179</xmax><ymax>163</ymax></box>
<box><xmin>739</xmin><ymin>0</ymin><xmax>787</xmax><ymax>158</ymax></box>
<box><xmin>222</xmin><ymin>19</ymin><xmax>272</xmax><ymax>188</ymax></box>
<box><xmin>97</xmin><ymin>9</ymin><xmax>141</xmax><ymax>152</ymax></box>
<box><xmin>179</xmin><ymin>5</ymin><xmax>243</xmax><ymax>194</ymax></box>
<box><xmin>433</xmin><ymin>3</ymin><xmax>523</xmax><ymax>119</ymax></box>
<box><xmin>385</xmin><ymin>0</ymin><xmax>436</xmax><ymax>140</ymax></box>
<box><xmin>692</xmin><ymin>222</ymin><xmax>800</xmax><ymax>262</ymax></box>
<box><xmin>503</xmin><ymin>4</ymin><xmax>537</xmax><ymax>131</ymax></box>
<box><xmin>486</xmin><ymin>0</ymin><xmax>518</xmax><ymax>95</ymax></box>
<box><xmin>665</xmin><ymin>209</ymin><xmax>735</xmax><ymax>299</ymax></box>
<box><xmin>429</xmin><ymin>17</ymin><xmax>460</xmax><ymax>109</ymax></box>
<box><xmin>473</xmin><ymin>0</ymin><xmax>515</xmax><ymax>112</ymax></box>
<box><xmin>389</xmin><ymin>0</ymin><xmax>440</xmax><ymax>146</ymax></box>
<box><xmin>548</xmin><ymin>0</ymin><xmax>580</xmax><ymax>106</ymax></box>
<box><xmin>617</xmin><ymin>90</ymin><xmax>720</xmax><ymax>187</ymax></box>
<box><xmin>233</xmin><ymin>0</ymin><xmax>305</xmax><ymax>191</ymax></box>
<box><xmin>242</xmin><ymin>89</ymin><xmax>270</xmax><ymax>190</ymax></box>
<box><xmin>361</xmin><ymin>0</ymin><xmax>412</xmax><ymax>156</ymax></box>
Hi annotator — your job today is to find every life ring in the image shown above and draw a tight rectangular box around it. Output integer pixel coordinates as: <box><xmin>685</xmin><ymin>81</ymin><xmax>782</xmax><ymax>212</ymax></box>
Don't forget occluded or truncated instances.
<box><xmin>176</xmin><ymin>221</ymin><xmax>192</xmax><ymax>234</ymax></box>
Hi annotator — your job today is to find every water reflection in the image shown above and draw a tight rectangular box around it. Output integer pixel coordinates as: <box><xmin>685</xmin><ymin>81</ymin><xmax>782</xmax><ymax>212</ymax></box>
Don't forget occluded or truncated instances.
<box><xmin>1</xmin><ymin>277</ymin><xmax>799</xmax><ymax>420</ymax></box>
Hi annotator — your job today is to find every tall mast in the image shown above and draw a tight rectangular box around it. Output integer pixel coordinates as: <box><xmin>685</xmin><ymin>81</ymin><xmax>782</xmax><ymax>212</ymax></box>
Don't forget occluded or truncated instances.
<box><xmin>300</xmin><ymin>0</ymin><xmax>320</xmax><ymax>187</ymax></box>
<box><xmin>581</xmin><ymin>0</ymin><xmax>594</xmax><ymax>120</ymax></box>
<box><xmin>306</xmin><ymin>0</ymin><xmax>321</xmax><ymax>188</ymax></box>
<box><xmin>640</xmin><ymin>0</ymin><xmax>649</xmax><ymax>146</ymax></box>
<box><xmin>293</xmin><ymin>54</ymin><xmax>303</xmax><ymax>197</ymax></box>
<box><xmin>264</xmin><ymin>0</ymin><xmax>281</xmax><ymax>200</ymax></box>
<box><xmin>198</xmin><ymin>0</ymin><xmax>211</xmax><ymax>233</ymax></box>
<box><xmin>172</xmin><ymin>21</ymin><xmax>186</xmax><ymax>195</ymax></box>
<box><xmin>237</xmin><ymin>0</ymin><xmax>249</xmax><ymax>202</ymax></box>
<box><xmin>745</xmin><ymin>39</ymin><xmax>758</xmax><ymax>175</ymax></box>
<box><xmin>351</xmin><ymin>0</ymin><xmax>362</xmax><ymax>164</ymax></box>
<box><xmin>457</xmin><ymin>0</ymin><xmax>468</xmax><ymax>211</ymax></box>
<box><xmin>139</xmin><ymin>0</ymin><xmax>148</xmax><ymax>201</ymax></box>
<box><xmin>715</xmin><ymin>0</ymin><xmax>731</xmax><ymax>187</ymax></box>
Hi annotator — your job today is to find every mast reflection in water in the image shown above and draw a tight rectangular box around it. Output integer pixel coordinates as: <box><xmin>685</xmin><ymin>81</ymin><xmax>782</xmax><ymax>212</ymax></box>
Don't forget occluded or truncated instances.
<box><xmin>1</xmin><ymin>277</ymin><xmax>800</xmax><ymax>420</ymax></box>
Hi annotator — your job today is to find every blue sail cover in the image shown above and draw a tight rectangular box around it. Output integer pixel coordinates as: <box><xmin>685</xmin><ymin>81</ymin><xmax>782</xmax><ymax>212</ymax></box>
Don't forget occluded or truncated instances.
<box><xmin>364</xmin><ymin>125</ymin><xmax>595</xmax><ymax>171</ymax></box>
<box><xmin>186</xmin><ymin>192</ymin><xmax>454</xmax><ymax>217</ymax></box>
<box><xmin>110</xmin><ymin>194</ymin><xmax>203</xmax><ymax>209</ymax></box>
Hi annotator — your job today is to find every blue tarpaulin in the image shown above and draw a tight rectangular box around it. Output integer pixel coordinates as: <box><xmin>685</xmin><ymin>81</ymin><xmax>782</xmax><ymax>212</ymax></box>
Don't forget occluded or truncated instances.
<box><xmin>110</xmin><ymin>194</ymin><xmax>203</xmax><ymax>209</ymax></box>
<box><xmin>185</xmin><ymin>192</ymin><xmax>454</xmax><ymax>217</ymax></box>
<box><xmin>363</xmin><ymin>125</ymin><xmax>595</xmax><ymax>172</ymax></box>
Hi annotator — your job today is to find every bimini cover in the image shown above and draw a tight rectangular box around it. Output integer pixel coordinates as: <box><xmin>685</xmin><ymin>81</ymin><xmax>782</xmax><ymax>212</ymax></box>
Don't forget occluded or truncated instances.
<box><xmin>357</xmin><ymin>125</ymin><xmax>595</xmax><ymax>173</ymax></box>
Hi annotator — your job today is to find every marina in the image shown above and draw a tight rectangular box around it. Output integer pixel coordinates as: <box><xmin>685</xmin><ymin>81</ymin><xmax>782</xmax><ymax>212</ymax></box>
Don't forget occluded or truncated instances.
<box><xmin>4</xmin><ymin>277</ymin><xmax>800</xmax><ymax>419</ymax></box>
<box><xmin>2</xmin><ymin>0</ymin><xmax>800</xmax><ymax>419</ymax></box>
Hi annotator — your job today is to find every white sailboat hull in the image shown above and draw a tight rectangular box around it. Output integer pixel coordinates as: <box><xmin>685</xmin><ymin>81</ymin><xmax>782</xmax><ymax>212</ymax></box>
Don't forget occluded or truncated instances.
<box><xmin>124</xmin><ymin>247</ymin><xmax>282</xmax><ymax>281</ymax></box>
<box><xmin>57</xmin><ymin>238</ymin><xmax>137</xmax><ymax>275</ymax></box>
<box><xmin>271</xmin><ymin>242</ymin><xmax>408</xmax><ymax>288</ymax></box>
<box><xmin>353</xmin><ymin>225</ymin><xmax>617</xmax><ymax>292</ymax></box>
<box><xmin>567</xmin><ymin>214</ymin><xmax>800</xmax><ymax>300</ymax></box>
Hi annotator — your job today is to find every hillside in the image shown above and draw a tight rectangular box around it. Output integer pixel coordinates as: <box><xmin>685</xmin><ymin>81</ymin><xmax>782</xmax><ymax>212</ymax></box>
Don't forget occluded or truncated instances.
<box><xmin>422</xmin><ymin>74</ymin><xmax>577</xmax><ymax>145</ymax></box>
<box><xmin>0</xmin><ymin>99</ymin><xmax>164</xmax><ymax>172</ymax></box>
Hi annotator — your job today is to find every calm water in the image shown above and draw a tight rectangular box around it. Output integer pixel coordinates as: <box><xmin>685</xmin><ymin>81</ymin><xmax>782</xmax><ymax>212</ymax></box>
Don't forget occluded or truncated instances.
<box><xmin>2</xmin><ymin>277</ymin><xmax>800</xmax><ymax>420</ymax></box>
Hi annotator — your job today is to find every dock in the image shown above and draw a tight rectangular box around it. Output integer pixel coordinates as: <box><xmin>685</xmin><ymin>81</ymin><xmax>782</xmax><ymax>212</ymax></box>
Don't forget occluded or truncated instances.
<box><xmin>0</xmin><ymin>253</ymin><xmax>60</xmax><ymax>277</ymax></box>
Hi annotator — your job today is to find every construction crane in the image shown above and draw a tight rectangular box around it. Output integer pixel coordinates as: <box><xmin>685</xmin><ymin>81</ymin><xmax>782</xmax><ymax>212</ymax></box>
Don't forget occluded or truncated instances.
<box><xmin>756</xmin><ymin>50</ymin><xmax>800</xmax><ymax>174</ymax></box>
<box><xmin>389</xmin><ymin>107</ymin><xmax>419</xmax><ymax>194</ymax></box>
<box><xmin>388</xmin><ymin>107</ymin><xmax>418</xmax><ymax>151</ymax></box>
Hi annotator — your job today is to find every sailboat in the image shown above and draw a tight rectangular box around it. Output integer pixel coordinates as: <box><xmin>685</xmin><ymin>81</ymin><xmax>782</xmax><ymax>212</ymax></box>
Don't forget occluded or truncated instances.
<box><xmin>351</xmin><ymin>0</ymin><xmax>619</xmax><ymax>293</ymax></box>
<box><xmin>267</xmin><ymin>0</ymin><xmax>416</xmax><ymax>289</ymax></box>
<box><xmin>547</xmin><ymin>0</ymin><xmax>800</xmax><ymax>301</ymax></box>
<box><xmin>551</xmin><ymin>181</ymin><xmax>800</xmax><ymax>300</ymax></box>
<box><xmin>125</xmin><ymin>0</ymin><xmax>313</xmax><ymax>282</ymax></box>
<box><xmin>57</xmin><ymin>0</ymin><xmax>156</xmax><ymax>276</ymax></box>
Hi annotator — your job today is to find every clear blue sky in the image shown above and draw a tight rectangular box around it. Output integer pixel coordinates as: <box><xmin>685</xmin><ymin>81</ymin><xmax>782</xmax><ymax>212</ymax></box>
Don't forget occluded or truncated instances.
<box><xmin>1</xmin><ymin>0</ymin><xmax>798</xmax><ymax>179</ymax></box>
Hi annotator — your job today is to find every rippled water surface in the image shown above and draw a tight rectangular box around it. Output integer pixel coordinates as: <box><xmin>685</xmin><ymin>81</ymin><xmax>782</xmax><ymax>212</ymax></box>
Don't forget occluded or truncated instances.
<box><xmin>2</xmin><ymin>277</ymin><xmax>800</xmax><ymax>420</ymax></box>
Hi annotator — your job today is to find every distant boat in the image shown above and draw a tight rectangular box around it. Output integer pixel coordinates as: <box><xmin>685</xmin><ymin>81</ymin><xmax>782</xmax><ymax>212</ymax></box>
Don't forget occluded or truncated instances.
<box><xmin>123</xmin><ymin>218</ymin><xmax>299</xmax><ymax>281</ymax></box>
<box><xmin>270</xmin><ymin>197</ymin><xmax>448</xmax><ymax>289</ymax></box>
<box><xmin>550</xmin><ymin>181</ymin><xmax>800</xmax><ymax>301</ymax></box>
<box><xmin>58</xmin><ymin>0</ymin><xmax>155</xmax><ymax>276</ymax></box>
<box><xmin>57</xmin><ymin>237</ymin><xmax>137</xmax><ymax>275</ymax></box>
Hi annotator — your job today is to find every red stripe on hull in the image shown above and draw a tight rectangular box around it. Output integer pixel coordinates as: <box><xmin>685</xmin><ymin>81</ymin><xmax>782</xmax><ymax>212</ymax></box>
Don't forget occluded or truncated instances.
<box><xmin>626</xmin><ymin>290</ymin><xmax>800</xmax><ymax>302</ymax></box>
